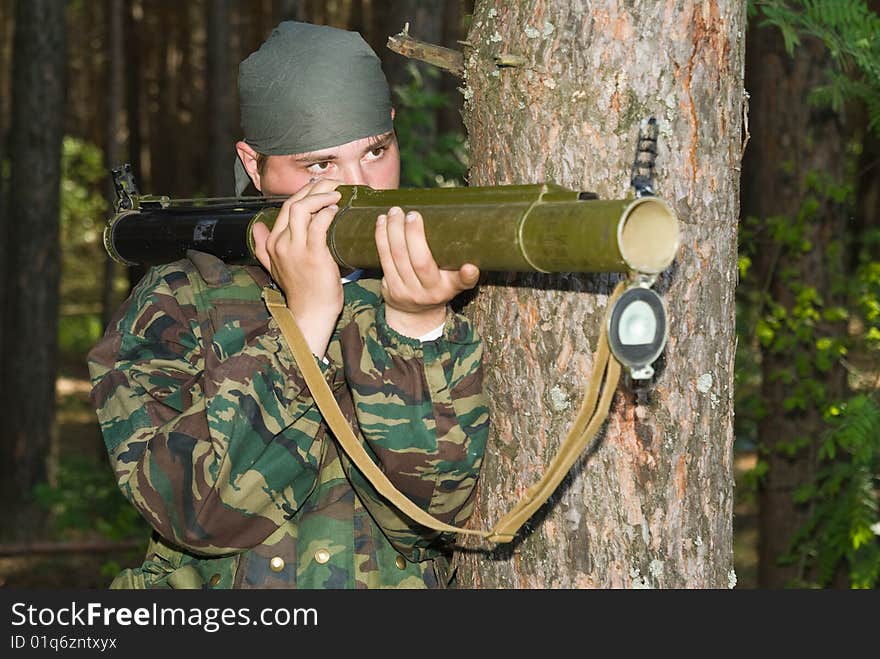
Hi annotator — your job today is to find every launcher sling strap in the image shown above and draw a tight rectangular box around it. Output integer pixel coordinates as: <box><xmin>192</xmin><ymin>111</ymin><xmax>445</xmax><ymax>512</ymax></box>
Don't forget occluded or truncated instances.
<box><xmin>262</xmin><ymin>281</ymin><xmax>625</xmax><ymax>545</ymax></box>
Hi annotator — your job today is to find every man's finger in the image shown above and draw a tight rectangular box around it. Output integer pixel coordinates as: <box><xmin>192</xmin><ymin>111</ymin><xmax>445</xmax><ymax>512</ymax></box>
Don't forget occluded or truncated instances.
<box><xmin>375</xmin><ymin>213</ymin><xmax>404</xmax><ymax>292</ymax></box>
<box><xmin>436</xmin><ymin>263</ymin><xmax>480</xmax><ymax>298</ymax></box>
<box><xmin>385</xmin><ymin>207</ymin><xmax>419</xmax><ymax>288</ymax></box>
<box><xmin>458</xmin><ymin>263</ymin><xmax>481</xmax><ymax>290</ymax></box>
<box><xmin>287</xmin><ymin>177</ymin><xmax>340</xmax><ymax>203</ymax></box>
<box><xmin>306</xmin><ymin>204</ymin><xmax>339</xmax><ymax>250</ymax></box>
<box><xmin>251</xmin><ymin>220</ymin><xmax>271</xmax><ymax>272</ymax></box>
<box><xmin>287</xmin><ymin>190</ymin><xmax>342</xmax><ymax>249</ymax></box>
<box><xmin>266</xmin><ymin>197</ymin><xmax>294</xmax><ymax>259</ymax></box>
<box><xmin>309</xmin><ymin>178</ymin><xmax>343</xmax><ymax>195</ymax></box>
<box><xmin>403</xmin><ymin>210</ymin><xmax>440</xmax><ymax>289</ymax></box>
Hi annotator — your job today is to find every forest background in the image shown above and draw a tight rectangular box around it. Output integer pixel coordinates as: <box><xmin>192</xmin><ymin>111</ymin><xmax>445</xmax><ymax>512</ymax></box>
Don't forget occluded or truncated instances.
<box><xmin>0</xmin><ymin>0</ymin><xmax>877</xmax><ymax>589</ymax></box>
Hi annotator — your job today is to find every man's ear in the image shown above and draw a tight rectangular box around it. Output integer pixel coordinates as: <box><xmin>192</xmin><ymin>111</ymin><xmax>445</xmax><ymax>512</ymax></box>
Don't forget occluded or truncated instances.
<box><xmin>235</xmin><ymin>141</ymin><xmax>262</xmax><ymax>192</ymax></box>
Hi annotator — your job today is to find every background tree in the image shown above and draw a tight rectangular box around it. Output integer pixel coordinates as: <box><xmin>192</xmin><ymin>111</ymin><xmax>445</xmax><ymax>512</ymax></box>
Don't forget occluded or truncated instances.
<box><xmin>0</xmin><ymin>0</ymin><xmax>66</xmax><ymax>540</ymax></box>
<box><xmin>205</xmin><ymin>0</ymin><xmax>238</xmax><ymax>197</ymax></box>
<box><xmin>741</xmin><ymin>15</ymin><xmax>849</xmax><ymax>590</ymax></box>
<box><xmin>739</xmin><ymin>0</ymin><xmax>880</xmax><ymax>589</ymax></box>
<box><xmin>206</xmin><ymin>0</ymin><xmax>235</xmax><ymax>197</ymax></box>
<box><xmin>454</xmin><ymin>0</ymin><xmax>746</xmax><ymax>588</ymax></box>
<box><xmin>101</xmin><ymin>0</ymin><xmax>123</xmax><ymax>331</ymax></box>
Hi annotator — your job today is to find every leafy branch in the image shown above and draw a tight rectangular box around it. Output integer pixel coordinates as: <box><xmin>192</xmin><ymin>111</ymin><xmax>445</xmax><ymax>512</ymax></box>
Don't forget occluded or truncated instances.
<box><xmin>752</xmin><ymin>0</ymin><xmax>880</xmax><ymax>132</ymax></box>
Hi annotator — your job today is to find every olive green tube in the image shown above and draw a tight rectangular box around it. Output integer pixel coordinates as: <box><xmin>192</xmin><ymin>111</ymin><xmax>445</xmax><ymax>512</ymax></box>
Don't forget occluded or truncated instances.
<box><xmin>247</xmin><ymin>183</ymin><xmax>679</xmax><ymax>274</ymax></box>
<box><xmin>105</xmin><ymin>183</ymin><xmax>680</xmax><ymax>274</ymax></box>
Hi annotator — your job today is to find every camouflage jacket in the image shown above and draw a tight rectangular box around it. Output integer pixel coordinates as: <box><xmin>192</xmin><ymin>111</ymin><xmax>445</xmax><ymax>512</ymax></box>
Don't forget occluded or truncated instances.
<box><xmin>87</xmin><ymin>250</ymin><xmax>489</xmax><ymax>589</ymax></box>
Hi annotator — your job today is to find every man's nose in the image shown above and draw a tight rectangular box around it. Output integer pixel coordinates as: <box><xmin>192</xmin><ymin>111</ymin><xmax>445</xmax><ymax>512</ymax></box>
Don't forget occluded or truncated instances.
<box><xmin>338</xmin><ymin>162</ymin><xmax>367</xmax><ymax>186</ymax></box>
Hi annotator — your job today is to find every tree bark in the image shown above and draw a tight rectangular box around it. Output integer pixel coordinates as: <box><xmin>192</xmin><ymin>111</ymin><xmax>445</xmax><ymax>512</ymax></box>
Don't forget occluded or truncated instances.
<box><xmin>1</xmin><ymin>0</ymin><xmax>66</xmax><ymax>541</ymax></box>
<box><xmin>453</xmin><ymin>0</ymin><xmax>745</xmax><ymax>588</ymax></box>
<box><xmin>741</xmin><ymin>24</ymin><xmax>850</xmax><ymax>589</ymax></box>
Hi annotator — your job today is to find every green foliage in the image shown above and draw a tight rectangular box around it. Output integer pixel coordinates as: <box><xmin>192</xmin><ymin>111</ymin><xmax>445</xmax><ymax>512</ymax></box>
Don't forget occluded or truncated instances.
<box><xmin>856</xmin><ymin>237</ymin><xmax>880</xmax><ymax>352</ymax></box>
<box><xmin>736</xmin><ymin>175</ymin><xmax>855</xmax><ymax>423</ymax></box>
<box><xmin>392</xmin><ymin>63</ymin><xmax>468</xmax><ymax>188</ymax></box>
<box><xmin>60</xmin><ymin>136</ymin><xmax>108</xmax><ymax>299</ymax></box>
<box><xmin>58</xmin><ymin>136</ymin><xmax>127</xmax><ymax>359</ymax></box>
<box><xmin>752</xmin><ymin>0</ymin><xmax>880</xmax><ymax>133</ymax></box>
<box><xmin>739</xmin><ymin>457</ymin><xmax>769</xmax><ymax>506</ymax></box>
<box><xmin>737</xmin><ymin>3</ymin><xmax>880</xmax><ymax>587</ymax></box>
<box><xmin>33</xmin><ymin>456</ymin><xmax>149</xmax><ymax>542</ymax></box>
<box><xmin>58</xmin><ymin>313</ymin><xmax>104</xmax><ymax>356</ymax></box>
<box><xmin>737</xmin><ymin>167</ymin><xmax>880</xmax><ymax>586</ymax></box>
<box><xmin>61</xmin><ymin>136</ymin><xmax>105</xmax><ymax>240</ymax></box>
<box><xmin>782</xmin><ymin>395</ymin><xmax>880</xmax><ymax>587</ymax></box>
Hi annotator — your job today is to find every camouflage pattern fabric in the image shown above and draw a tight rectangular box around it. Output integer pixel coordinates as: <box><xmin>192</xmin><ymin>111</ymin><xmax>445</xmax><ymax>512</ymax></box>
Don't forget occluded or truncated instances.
<box><xmin>87</xmin><ymin>250</ymin><xmax>489</xmax><ymax>588</ymax></box>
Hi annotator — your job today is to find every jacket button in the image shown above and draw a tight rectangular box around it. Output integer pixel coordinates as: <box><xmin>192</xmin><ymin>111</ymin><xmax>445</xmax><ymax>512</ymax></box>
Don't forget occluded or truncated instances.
<box><xmin>269</xmin><ymin>556</ymin><xmax>285</xmax><ymax>572</ymax></box>
<box><xmin>395</xmin><ymin>555</ymin><xmax>407</xmax><ymax>570</ymax></box>
<box><xmin>315</xmin><ymin>549</ymin><xmax>331</xmax><ymax>565</ymax></box>
<box><xmin>208</xmin><ymin>573</ymin><xmax>221</xmax><ymax>586</ymax></box>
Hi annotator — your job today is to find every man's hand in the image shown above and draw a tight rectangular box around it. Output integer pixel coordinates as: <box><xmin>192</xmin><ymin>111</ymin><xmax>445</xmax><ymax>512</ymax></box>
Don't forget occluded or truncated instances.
<box><xmin>251</xmin><ymin>179</ymin><xmax>344</xmax><ymax>358</ymax></box>
<box><xmin>375</xmin><ymin>206</ymin><xmax>480</xmax><ymax>338</ymax></box>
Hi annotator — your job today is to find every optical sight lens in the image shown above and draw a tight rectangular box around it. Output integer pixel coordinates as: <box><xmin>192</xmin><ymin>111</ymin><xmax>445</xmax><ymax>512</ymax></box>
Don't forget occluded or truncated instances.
<box><xmin>618</xmin><ymin>300</ymin><xmax>656</xmax><ymax>345</ymax></box>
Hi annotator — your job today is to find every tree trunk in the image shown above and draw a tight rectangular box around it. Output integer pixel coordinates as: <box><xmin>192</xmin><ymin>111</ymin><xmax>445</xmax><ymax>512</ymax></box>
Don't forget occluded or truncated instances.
<box><xmin>149</xmin><ymin>2</ymin><xmax>185</xmax><ymax>197</ymax></box>
<box><xmin>0</xmin><ymin>1</ymin><xmax>13</xmax><ymax>411</ymax></box>
<box><xmin>0</xmin><ymin>0</ymin><xmax>66</xmax><ymax>541</ymax></box>
<box><xmin>741</xmin><ymin>24</ymin><xmax>850</xmax><ymax>589</ymax></box>
<box><xmin>0</xmin><ymin>2</ymin><xmax>13</xmax><ymax>134</ymax></box>
<box><xmin>124</xmin><ymin>0</ymin><xmax>146</xmax><ymax>293</ymax></box>
<box><xmin>454</xmin><ymin>0</ymin><xmax>745</xmax><ymax>588</ymax></box>
<box><xmin>206</xmin><ymin>0</ymin><xmax>235</xmax><ymax>196</ymax></box>
<box><xmin>102</xmin><ymin>0</ymin><xmax>123</xmax><ymax>331</ymax></box>
<box><xmin>276</xmin><ymin>0</ymin><xmax>306</xmax><ymax>22</ymax></box>
<box><xmin>436</xmin><ymin>0</ymin><xmax>471</xmax><ymax>137</ymax></box>
<box><xmin>66</xmin><ymin>1</ymin><xmax>108</xmax><ymax>154</ymax></box>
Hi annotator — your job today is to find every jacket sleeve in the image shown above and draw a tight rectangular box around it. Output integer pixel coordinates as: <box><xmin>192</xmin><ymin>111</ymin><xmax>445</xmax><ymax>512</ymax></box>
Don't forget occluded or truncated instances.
<box><xmin>87</xmin><ymin>262</ymin><xmax>335</xmax><ymax>555</ymax></box>
<box><xmin>329</xmin><ymin>279</ymin><xmax>490</xmax><ymax>561</ymax></box>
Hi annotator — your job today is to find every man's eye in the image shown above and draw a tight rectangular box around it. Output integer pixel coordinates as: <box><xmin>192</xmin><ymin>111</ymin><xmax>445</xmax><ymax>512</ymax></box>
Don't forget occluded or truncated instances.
<box><xmin>307</xmin><ymin>161</ymin><xmax>331</xmax><ymax>173</ymax></box>
<box><xmin>366</xmin><ymin>147</ymin><xmax>385</xmax><ymax>160</ymax></box>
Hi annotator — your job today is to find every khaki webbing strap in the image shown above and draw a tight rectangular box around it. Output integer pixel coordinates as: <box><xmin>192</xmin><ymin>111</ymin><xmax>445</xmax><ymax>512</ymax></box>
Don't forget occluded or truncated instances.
<box><xmin>263</xmin><ymin>281</ymin><xmax>625</xmax><ymax>544</ymax></box>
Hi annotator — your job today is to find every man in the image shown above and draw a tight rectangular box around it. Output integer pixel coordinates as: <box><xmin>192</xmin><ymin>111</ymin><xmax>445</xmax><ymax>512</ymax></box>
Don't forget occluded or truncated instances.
<box><xmin>87</xmin><ymin>21</ymin><xmax>488</xmax><ymax>588</ymax></box>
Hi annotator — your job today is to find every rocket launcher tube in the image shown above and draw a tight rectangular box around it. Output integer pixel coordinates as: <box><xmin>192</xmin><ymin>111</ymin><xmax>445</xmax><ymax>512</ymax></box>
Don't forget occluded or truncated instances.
<box><xmin>105</xmin><ymin>183</ymin><xmax>680</xmax><ymax>275</ymax></box>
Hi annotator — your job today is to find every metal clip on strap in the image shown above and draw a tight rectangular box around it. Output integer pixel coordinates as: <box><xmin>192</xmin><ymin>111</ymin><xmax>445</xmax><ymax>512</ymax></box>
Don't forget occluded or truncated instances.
<box><xmin>263</xmin><ymin>283</ymin><xmax>623</xmax><ymax>545</ymax></box>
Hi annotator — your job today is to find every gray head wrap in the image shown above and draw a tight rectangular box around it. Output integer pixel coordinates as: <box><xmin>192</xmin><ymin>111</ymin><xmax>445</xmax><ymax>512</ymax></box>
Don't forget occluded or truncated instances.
<box><xmin>235</xmin><ymin>21</ymin><xmax>393</xmax><ymax>196</ymax></box>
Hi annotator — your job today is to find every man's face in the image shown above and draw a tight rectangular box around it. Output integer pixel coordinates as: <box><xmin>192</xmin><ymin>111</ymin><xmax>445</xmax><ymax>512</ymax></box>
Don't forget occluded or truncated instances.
<box><xmin>252</xmin><ymin>130</ymin><xmax>400</xmax><ymax>196</ymax></box>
